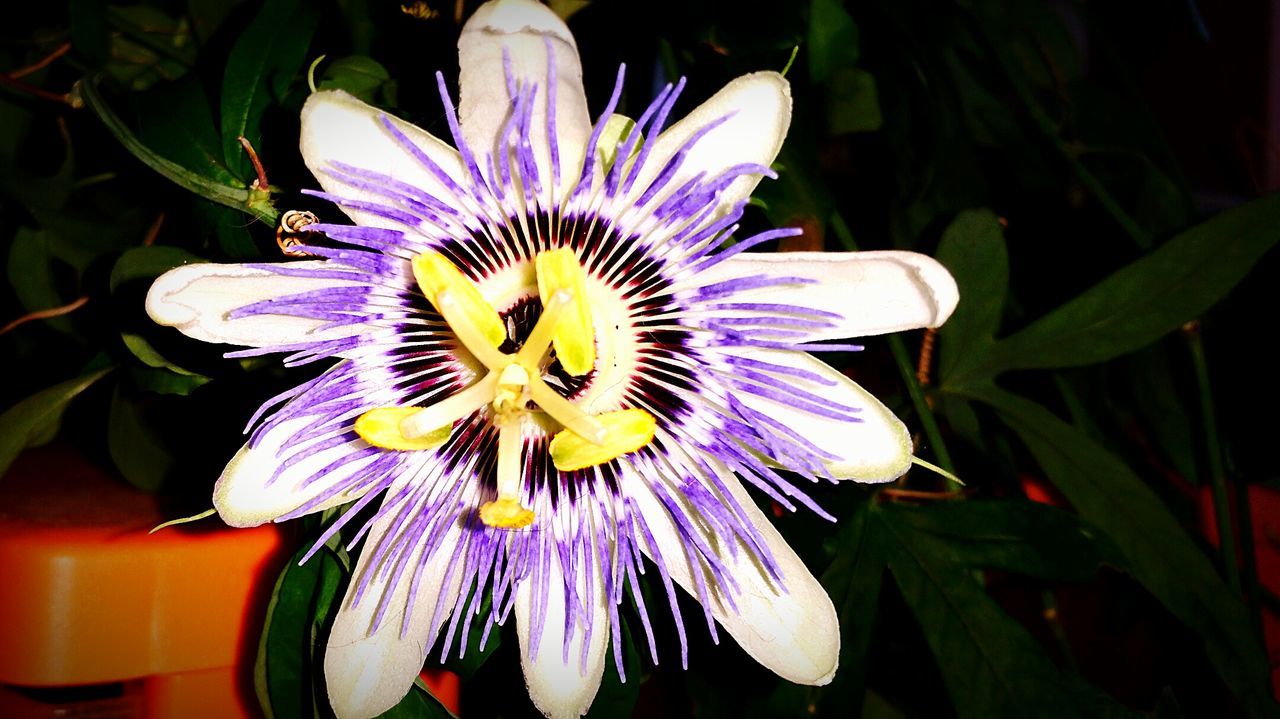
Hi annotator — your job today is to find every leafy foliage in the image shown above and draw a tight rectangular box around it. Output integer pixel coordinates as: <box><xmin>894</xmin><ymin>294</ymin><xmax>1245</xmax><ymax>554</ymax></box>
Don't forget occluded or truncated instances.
<box><xmin>2</xmin><ymin>0</ymin><xmax>1276</xmax><ymax>718</ymax></box>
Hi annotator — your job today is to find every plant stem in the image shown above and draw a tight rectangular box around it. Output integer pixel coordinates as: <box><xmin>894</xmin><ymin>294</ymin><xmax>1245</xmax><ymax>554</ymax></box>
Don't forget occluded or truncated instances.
<box><xmin>77</xmin><ymin>75</ymin><xmax>278</xmax><ymax>224</ymax></box>
<box><xmin>1185</xmin><ymin>321</ymin><xmax>1241</xmax><ymax>595</ymax></box>
<box><xmin>829</xmin><ymin>212</ymin><xmax>956</xmax><ymax>476</ymax></box>
<box><xmin>977</xmin><ymin>25</ymin><xmax>1151</xmax><ymax>250</ymax></box>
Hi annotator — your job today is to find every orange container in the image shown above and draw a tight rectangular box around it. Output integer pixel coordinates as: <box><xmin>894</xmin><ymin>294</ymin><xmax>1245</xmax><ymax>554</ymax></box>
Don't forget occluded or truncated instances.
<box><xmin>0</xmin><ymin>446</ymin><xmax>461</xmax><ymax>718</ymax></box>
<box><xmin>0</xmin><ymin>446</ymin><xmax>282</xmax><ymax>718</ymax></box>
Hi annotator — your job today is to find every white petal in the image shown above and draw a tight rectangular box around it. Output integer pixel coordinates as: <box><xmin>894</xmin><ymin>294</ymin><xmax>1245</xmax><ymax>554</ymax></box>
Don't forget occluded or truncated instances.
<box><xmin>213</xmin><ymin>414</ymin><xmax>374</xmax><ymax>527</ymax></box>
<box><xmin>514</xmin><ymin>545</ymin><xmax>609</xmax><ymax>719</ymax></box>
<box><xmin>458</xmin><ymin>0</ymin><xmax>591</xmax><ymax>200</ymax></box>
<box><xmin>625</xmin><ymin>72</ymin><xmax>791</xmax><ymax>219</ymax></box>
<box><xmin>147</xmin><ymin>261</ymin><xmax>369</xmax><ymax>349</ymax></box>
<box><xmin>629</xmin><ymin>465</ymin><xmax>839</xmax><ymax>684</ymax></box>
<box><xmin>737</xmin><ymin>348</ymin><xmax>913</xmax><ymax>482</ymax></box>
<box><xmin>300</xmin><ymin>90</ymin><xmax>467</xmax><ymax>228</ymax></box>
<box><xmin>695</xmin><ymin>251</ymin><xmax>960</xmax><ymax>342</ymax></box>
<box><xmin>326</xmin><ymin>511</ymin><xmax>466</xmax><ymax>719</ymax></box>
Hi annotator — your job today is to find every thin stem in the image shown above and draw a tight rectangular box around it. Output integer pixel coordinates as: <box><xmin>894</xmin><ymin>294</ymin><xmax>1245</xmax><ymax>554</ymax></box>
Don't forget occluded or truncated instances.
<box><xmin>238</xmin><ymin>136</ymin><xmax>270</xmax><ymax>192</ymax></box>
<box><xmin>1185</xmin><ymin>321</ymin><xmax>1241</xmax><ymax>595</ymax></box>
<box><xmin>829</xmin><ymin>212</ymin><xmax>956</xmax><ymax>476</ymax></box>
<box><xmin>0</xmin><ymin>296</ymin><xmax>90</xmax><ymax>336</ymax></box>
<box><xmin>0</xmin><ymin>71</ymin><xmax>72</xmax><ymax>105</ymax></box>
<box><xmin>9</xmin><ymin>42</ymin><xmax>71</xmax><ymax>78</ymax></box>
<box><xmin>77</xmin><ymin>75</ymin><xmax>278</xmax><ymax>224</ymax></box>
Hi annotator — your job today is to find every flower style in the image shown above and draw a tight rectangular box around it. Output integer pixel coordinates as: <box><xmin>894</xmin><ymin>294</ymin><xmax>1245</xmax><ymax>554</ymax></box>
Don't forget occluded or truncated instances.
<box><xmin>146</xmin><ymin>1</ymin><xmax>958</xmax><ymax>717</ymax></box>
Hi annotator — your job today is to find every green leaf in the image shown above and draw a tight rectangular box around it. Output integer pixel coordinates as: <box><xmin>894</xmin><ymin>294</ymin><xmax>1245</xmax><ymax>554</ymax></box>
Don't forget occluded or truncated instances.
<box><xmin>440</xmin><ymin>590</ymin><xmax>501</xmax><ymax>682</ymax></box>
<box><xmin>319</xmin><ymin>56</ymin><xmax>391</xmax><ymax>105</ymax></box>
<box><xmin>255</xmin><ymin>544</ymin><xmax>347</xmax><ymax>719</ymax></box>
<box><xmin>105</xmin><ymin>4</ymin><xmax>196</xmax><ymax>90</ymax></box>
<box><xmin>134</xmin><ymin>77</ymin><xmax>239</xmax><ymax>186</ymax></box>
<box><xmin>584</xmin><ymin>615</ymin><xmax>643</xmax><ymax>719</ymax></box>
<box><xmin>825</xmin><ymin>67</ymin><xmax>882</xmax><ymax>135</ymax></box>
<box><xmin>129</xmin><ymin>366</ymin><xmax>213</xmax><ymax>396</ymax></box>
<box><xmin>808</xmin><ymin>0</ymin><xmax>860</xmax><ymax>84</ymax></box>
<box><xmin>69</xmin><ymin>0</ymin><xmax>111</xmax><ymax>65</ymax></box>
<box><xmin>875</xmin><ymin>503</ymin><xmax>1138</xmax><ymax>719</ymax></box>
<box><xmin>220</xmin><ymin>0</ymin><xmax>318</xmax><ymax>179</ymax></box>
<box><xmin>980</xmin><ymin>194</ymin><xmax>1280</xmax><ymax>374</ymax></box>
<box><xmin>975</xmin><ymin>386</ymin><xmax>1277</xmax><ymax>718</ymax></box>
<box><xmin>1128</xmin><ymin>347</ymin><xmax>1200</xmax><ymax>484</ymax></box>
<box><xmin>7</xmin><ymin>228</ymin><xmax>73</xmax><ymax>336</ymax></box>
<box><xmin>107</xmin><ymin>386</ymin><xmax>173</xmax><ymax>491</ymax></box>
<box><xmin>0</xmin><ymin>368</ymin><xmax>113</xmax><ymax>478</ymax></box>
<box><xmin>815</xmin><ymin>501</ymin><xmax>884</xmax><ymax>716</ymax></box>
<box><xmin>79</xmin><ymin>75</ymin><xmax>278</xmax><ymax>223</ymax></box>
<box><xmin>896</xmin><ymin>500</ymin><xmax>1123</xmax><ymax>581</ymax></box>
<box><xmin>377</xmin><ymin>681</ymin><xmax>455</xmax><ymax>719</ymax></box>
<box><xmin>110</xmin><ymin>245</ymin><xmax>203</xmax><ymax>292</ymax></box>
<box><xmin>122</xmin><ymin>334</ymin><xmax>211</xmax><ymax>395</ymax></box>
<box><xmin>935</xmin><ymin>209</ymin><xmax>1009</xmax><ymax>385</ymax></box>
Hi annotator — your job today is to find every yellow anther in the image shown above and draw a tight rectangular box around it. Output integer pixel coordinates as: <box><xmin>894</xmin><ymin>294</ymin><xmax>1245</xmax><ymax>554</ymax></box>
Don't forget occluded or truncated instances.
<box><xmin>398</xmin><ymin>373</ymin><xmax>498</xmax><ymax>439</ymax></box>
<box><xmin>481</xmin><ymin>416</ymin><xmax>534</xmax><ymax>529</ymax></box>
<box><xmin>528</xmin><ymin>375</ymin><xmax>607</xmax><ymax>446</ymax></box>
<box><xmin>535</xmin><ymin>248</ymin><xmax>595</xmax><ymax>376</ymax></box>
<box><xmin>479</xmin><ymin>498</ymin><xmax>535</xmax><ymax>529</ymax></box>
<box><xmin>549</xmin><ymin>408</ymin><xmax>657</xmax><ymax>471</ymax></box>
<box><xmin>355</xmin><ymin>407</ymin><xmax>452</xmax><ymax>451</ymax></box>
<box><xmin>412</xmin><ymin>250</ymin><xmax>507</xmax><ymax>353</ymax></box>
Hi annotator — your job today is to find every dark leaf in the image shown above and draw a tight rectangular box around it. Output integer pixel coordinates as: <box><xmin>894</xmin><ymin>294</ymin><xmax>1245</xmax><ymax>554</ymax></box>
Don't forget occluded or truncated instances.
<box><xmin>0</xmin><ymin>368</ymin><xmax>113</xmax><ymax>478</ymax></box>
<box><xmin>976</xmin><ymin>386</ymin><xmax>1277</xmax><ymax>718</ymax></box>
<box><xmin>584</xmin><ymin>615</ymin><xmax>643</xmax><ymax>719</ymax></box>
<box><xmin>107</xmin><ymin>385</ymin><xmax>173</xmax><ymax>491</ymax></box>
<box><xmin>80</xmin><ymin>76</ymin><xmax>278</xmax><ymax>222</ymax></box>
<box><xmin>440</xmin><ymin>590</ymin><xmax>501</xmax><ymax>682</ymax></box>
<box><xmin>7</xmin><ymin>228</ymin><xmax>73</xmax><ymax>336</ymax></box>
<box><xmin>808</xmin><ymin>0</ymin><xmax>860</xmax><ymax>84</ymax></box>
<box><xmin>134</xmin><ymin>77</ymin><xmax>239</xmax><ymax>186</ymax></box>
<box><xmin>255</xmin><ymin>544</ymin><xmax>347</xmax><ymax>719</ymax></box>
<box><xmin>825</xmin><ymin>67</ymin><xmax>882</xmax><ymax>135</ymax></box>
<box><xmin>220</xmin><ymin>0</ymin><xmax>319</xmax><ymax>179</ymax></box>
<box><xmin>896</xmin><ymin>499</ymin><xmax>1124</xmax><ymax>581</ymax></box>
<box><xmin>815</xmin><ymin>500</ymin><xmax>884</xmax><ymax>717</ymax></box>
<box><xmin>122</xmin><ymin>334</ymin><xmax>211</xmax><ymax>395</ymax></box>
<box><xmin>376</xmin><ymin>681</ymin><xmax>455</xmax><ymax>719</ymax></box>
<box><xmin>982</xmin><ymin>194</ymin><xmax>1280</xmax><ymax>374</ymax></box>
<box><xmin>876</xmin><ymin>503</ymin><xmax>1138</xmax><ymax>719</ymax></box>
<box><xmin>935</xmin><ymin>208</ymin><xmax>1008</xmax><ymax>385</ymax></box>
<box><xmin>110</xmin><ymin>245</ymin><xmax>203</xmax><ymax>292</ymax></box>
<box><xmin>319</xmin><ymin>56</ymin><xmax>392</xmax><ymax>106</ymax></box>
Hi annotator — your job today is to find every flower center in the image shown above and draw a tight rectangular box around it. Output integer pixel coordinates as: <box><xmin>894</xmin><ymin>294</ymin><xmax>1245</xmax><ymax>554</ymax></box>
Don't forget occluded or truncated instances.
<box><xmin>354</xmin><ymin>248</ymin><xmax>656</xmax><ymax>529</ymax></box>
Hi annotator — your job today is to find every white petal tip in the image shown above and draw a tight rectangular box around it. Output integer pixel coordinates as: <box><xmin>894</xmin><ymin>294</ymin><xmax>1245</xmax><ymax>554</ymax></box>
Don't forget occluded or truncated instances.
<box><xmin>211</xmin><ymin>445</ymin><xmax>277</xmax><ymax>528</ymax></box>
<box><xmin>911</xmin><ymin>254</ymin><xmax>960</xmax><ymax>328</ymax></box>
<box><xmin>466</xmin><ymin>0</ymin><xmax>574</xmax><ymax>45</ymax></box>
<box><xmin>145</xmin><ymin>263</ymin><xmax>210</xmax><ymax>330</ymax></box>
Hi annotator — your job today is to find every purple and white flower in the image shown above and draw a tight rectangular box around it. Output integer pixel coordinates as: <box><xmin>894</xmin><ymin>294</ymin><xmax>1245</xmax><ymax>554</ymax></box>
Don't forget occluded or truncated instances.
<box><xmin>146</xmin><ymin>1</ymin><xmax>958</xmax><ymax>717</ymax></box>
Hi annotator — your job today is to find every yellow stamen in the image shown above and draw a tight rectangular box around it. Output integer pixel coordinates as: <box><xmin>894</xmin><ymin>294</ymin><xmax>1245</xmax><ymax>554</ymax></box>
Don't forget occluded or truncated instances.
<box><xmin>412</xmin><ymin>251</ymin><xmax>507</xmax><ymax>354</ymax></box>
<box><xmin>436</xmin><ymin>290</ymin><xmax>510</xmax><ymax>370</ymax></box>
<box><xmin>356</xmin><ymin>407</ymin><xmax>453</xmax><ymax>451</ymax></box>
<box><xmin>398</xmin><ymin>372</ymin><xmax>499</xmax><ymax>439</ymax></box>
<box><xmin>549</xmin><ymin>408</ymin><xmax>657</xmax><ymax>471</ymax></box>
<box><xmin>528</xmin><ymin>375</ymin><xmax>607</xmax><ymax>445</ymax></box>
<box><xmin>479</xmin><ymin>417</ymin><xmax>535</xmax><ymax>529</ymax></box>
<box><xmin>535</xmin><ymin>248</ymin><xmax>595</xmax><ymax>376</ymax></box>
<box><xmin>515</xmin><ymin>289</ymin><xmax>573</xmax><ymax>367</ymax></box>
